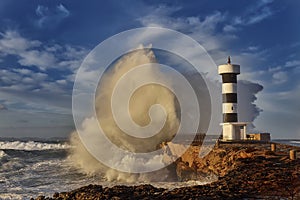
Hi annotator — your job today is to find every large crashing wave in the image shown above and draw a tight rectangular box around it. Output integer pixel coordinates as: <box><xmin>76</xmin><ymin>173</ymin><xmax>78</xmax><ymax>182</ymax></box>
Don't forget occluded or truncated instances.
<box><xmin>68</xmin><ymin>48</ymin><xmax>180</xmax><ymax>182</ymax></box>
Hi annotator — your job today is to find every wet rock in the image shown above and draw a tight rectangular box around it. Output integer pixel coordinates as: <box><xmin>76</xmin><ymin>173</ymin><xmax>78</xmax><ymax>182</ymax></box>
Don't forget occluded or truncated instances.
<box><xmin>53</xmin><ymin>192</ymin><xmax>59</xmax><ymax>198</ymax></box>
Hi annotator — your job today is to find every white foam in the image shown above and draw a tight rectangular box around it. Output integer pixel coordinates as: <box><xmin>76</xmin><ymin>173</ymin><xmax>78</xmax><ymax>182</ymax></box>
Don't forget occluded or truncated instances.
<box><xmin>30</xmin><ymin>159</ymin><xmax>61</xmax><ymax>170</ymax></box>
<box><xmin>151</xmin><ymin>180</ymin><xmax>210</xmax><ymax>189</ymax></box>
<box><xmin>0</xmin><ymin>193</ymin><xmax>23</xmax><ymax>200</ymax></box>
<box><xmin>0</xmin><ymin>141</ymin><xmax>71</xmax><ymax>151</ymax></box>
<box><xmin>290</xmin><ymin>141</ymin><xmax>300</xmax><ymax>144</ymax></box>
<box><xmin>0</xmin><ymin>150</ymin><xmax>7</xmax><ymax>158</ymax></box>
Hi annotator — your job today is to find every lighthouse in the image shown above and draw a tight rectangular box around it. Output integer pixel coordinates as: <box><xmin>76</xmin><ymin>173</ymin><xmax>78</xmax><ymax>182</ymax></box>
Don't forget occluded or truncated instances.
<box><xmin>218</xmin><ymin>57</ymin><xmax>247</xmax><ymax>141</ymax></box>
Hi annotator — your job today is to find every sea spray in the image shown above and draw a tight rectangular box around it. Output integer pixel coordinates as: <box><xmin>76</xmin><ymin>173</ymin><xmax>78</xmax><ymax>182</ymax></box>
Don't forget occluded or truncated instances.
<box><xmin>68</xmin><ymin>47</ymin><xmax>180</xmax><ymax>182</ymax></box>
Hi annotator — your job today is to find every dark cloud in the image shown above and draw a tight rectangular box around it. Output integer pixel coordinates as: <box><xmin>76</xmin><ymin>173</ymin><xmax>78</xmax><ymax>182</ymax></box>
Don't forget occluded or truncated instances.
<box><xmin>238</xmin><ymin>80</ymin><xmax>264</xmax><ymax>130</ymax></box>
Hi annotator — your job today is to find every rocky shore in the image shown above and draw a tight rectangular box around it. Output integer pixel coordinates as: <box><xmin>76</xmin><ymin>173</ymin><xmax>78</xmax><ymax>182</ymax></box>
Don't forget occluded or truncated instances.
<box><xmin>34</xmin><ymin>143</ymin><xmax>300</xmax><ymax>200</ymax></box>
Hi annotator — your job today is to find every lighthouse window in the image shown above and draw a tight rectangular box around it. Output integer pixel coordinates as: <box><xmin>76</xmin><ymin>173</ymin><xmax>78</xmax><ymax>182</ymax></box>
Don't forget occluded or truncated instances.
<box><xmin>231</xmin><ymin>106</ymin><xmax>234</xmax><ymax>110</ymax></box>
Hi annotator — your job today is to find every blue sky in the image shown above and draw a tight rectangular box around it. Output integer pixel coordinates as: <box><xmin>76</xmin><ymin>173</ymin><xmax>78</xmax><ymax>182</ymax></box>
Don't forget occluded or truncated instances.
<box><xmin>0</xmin><ymin>0</ymin><xmax>299</xmax><ymax>139</ymax></box>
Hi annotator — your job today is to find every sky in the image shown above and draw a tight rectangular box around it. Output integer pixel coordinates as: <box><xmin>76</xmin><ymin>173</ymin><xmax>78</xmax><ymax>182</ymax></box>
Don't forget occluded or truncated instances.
<box><xmin>0</xmin><ymin>0</ymin><xmax>299</xmax><ymax>139</ymax></box>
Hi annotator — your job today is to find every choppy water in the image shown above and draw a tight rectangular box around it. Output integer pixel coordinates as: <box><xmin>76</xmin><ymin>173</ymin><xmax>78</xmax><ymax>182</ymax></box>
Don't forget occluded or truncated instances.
<box><xmin>0</xmin><ymin>138</ymin><xmax>212</xmax><ymax>200</ymax></box>
<box><xmin>0</xmin><ymin>139</ymin><xmax>100</xmax><ymax>199</ymax></box>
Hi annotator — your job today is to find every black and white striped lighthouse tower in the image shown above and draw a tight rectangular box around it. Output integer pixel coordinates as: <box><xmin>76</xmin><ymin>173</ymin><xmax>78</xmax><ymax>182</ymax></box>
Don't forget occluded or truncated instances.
<box><xmin>218</xmin><ymin>57</ymin><xmax>247</xmax><ymax>140</ymax></box>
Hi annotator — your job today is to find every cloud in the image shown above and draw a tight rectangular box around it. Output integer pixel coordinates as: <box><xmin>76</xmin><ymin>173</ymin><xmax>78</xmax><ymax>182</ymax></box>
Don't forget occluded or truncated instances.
<box><xmin>0</xmin><ymin>31</ymin><xmax>55</xmax><ymax>70</ymax></box>
<box><xmin>140</xmin><ymin>8</ymin><xmax>226</xmax><ymax>34</ymax></box>
<box><xmin>272</xmin><ymin>71</ymin><xmax>288</xmax><ymax>84</ymax></box>
<box><xmin>222</xmin><ymin>1</ymin><xmax>274</xmax><ymax>35</ymax></box>
<box><xmin>0</xmin><ymin>31</ymin><xmax>41</xmax><ymax>54</ymax></box>
<box><xmin>0</xmin><ymin>30</ymin><xmax>88</xmax><ymax>71</ymax></box>
<box><xmin>238</xmin><ymin>80</ymin><xmax>264</xmax><ymax>130</ymax></box>
<box><xmin>0</xmin><ymin>65</ymin><xmax>72</xmax><ymax>114</ymax></box>
<box><xmin>0</xmin><ymin>30</ymin><xmax>89</xmax><ymax>118</ymax></box>
<box><xmin>247</xmin><ymin>46</ymin><xmax>259</xmax><ymax>51</ymax></box>
<box><xmin>139</xmin><ymin>7</ymin><xmax>230</xmax><ymax>52</ymax></box>
<box><xmin>12</xmin><ymin>68</ymin><xmax>32</xmax><ymax>75</ymax></box>
<box><xmin>255</xmin><ymin>84</ymin><xmax>300</xmax><ymax>138</ymax></box>
<box><xmin>137</xmin><ymin>3</ymin><xmax>273</xmax><ymax>73</ymax></box>
<box><xmin>18</xmin><ymin>50</ymin><xmax>56</xmax><ymax>70</ymax></box>
<box><xmin>0</xmin><ymin>108</ymin><xmax>74</xmax><ymax>138</ymax></box>
<box><xmin>0</xmin><ymin>68</ymin><xmax>47</xmax><ymax>88</ymax></box>
<box><xmin>247</xmin><ymin>7</ymin><xmax>273</xmax><ymax>24</ymax></box>
<box><xmin>223</xmin><ymin>25</ymin><xmax>238</xmax><ymax>33</ymax></box>
<box><xmin>0</xmin><ymin>68</ymin><xmax>73</xmax><ymax>115</ymax></box>
<box><xmin>58</xmin><ymin>45</ymin><xmax>89</xmax><ymax>71</ymax></box>
<box><xmin>232</xmin><ymin>0</ymin><xmax>274</xmax><ymax>26</ymax></box>
<box><xmin>35</xmin><ymin>4</ymin><xmax>70</xmax><ymax>29</ymax></box>
<box><xmin>285</xmin><ymin>60</ymin><xmax>300</xmax><ymax>67</ymax></box>
<box><xmin>268</xmin><ymin>65</ymin><xmax>282</xmax><ymax>72</ymax></box>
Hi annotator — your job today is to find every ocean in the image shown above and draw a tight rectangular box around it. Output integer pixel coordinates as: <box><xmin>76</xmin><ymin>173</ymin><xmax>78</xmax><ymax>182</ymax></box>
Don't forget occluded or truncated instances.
<box><xmin>0</xmin><ymin>138</ymin><xmax>217</xmax><ymax>200</ymax></box>
<box><xmin>0</xmin><ymin>138</ymin><xmax>97</xmax><ymax>199</ymax></box>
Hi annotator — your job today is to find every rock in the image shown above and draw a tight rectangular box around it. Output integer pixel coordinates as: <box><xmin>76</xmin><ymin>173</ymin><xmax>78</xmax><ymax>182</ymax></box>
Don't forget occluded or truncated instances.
<box><xmin>238</xmin><ymin>151</ymin><xmax>253</xmax><ymax>159</ymax></box>
<box><xmin>53</xmin><ymin>192</ymin><xmax>59</xmax><ymax>198</ymax></box>
<box><xmin>264</xmin><ymin>150</ymin><xmax>276</xmax><ymax>156</ymax></box>
<box><xmin>36</xmin><ymin>196</ymin><xmax>45</xmax><ymax>200</ymax></box>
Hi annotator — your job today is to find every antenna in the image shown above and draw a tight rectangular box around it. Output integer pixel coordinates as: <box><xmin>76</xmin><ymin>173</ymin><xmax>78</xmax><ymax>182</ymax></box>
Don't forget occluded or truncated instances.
<box><xmin>227</xmin><ymin>56</ymin><xmax>231</xmax><ymax>64</ymax></box>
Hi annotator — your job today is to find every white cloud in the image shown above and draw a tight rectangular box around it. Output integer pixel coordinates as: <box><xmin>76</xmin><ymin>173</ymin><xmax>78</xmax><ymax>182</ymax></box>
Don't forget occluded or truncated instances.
<box><xmin>223</xmin><ymin>25</ymin><xmax>238</xmax><ymax>32</ymax></box>
<box><xmin>19</xmin><ymin>50</ymin><xmax>56</xmax><ymax>70</ymax></box>
<box><xmin>56</xmin><ymin>79</ymin><xmax>67</xmax><ymax>85</ymax></box>
<box><xmin>238</xmin><ymin>80</ymin><xmax>264</xmax><ymax>130</ymax></box>
<box><xmin>12</xmin><ymin>68</ymin><xmax>32</xmax><ymax>75</ymax></box>
<box><xmin>137</xmin><ymin>4</ymin><xmax>273</xmax><ymax>80</ymax></box>
<box><xmin>137</xmin><ymin>3</ymin><xmax>273</xmax><ymax>75</ymax></box>
<box><xmin>285</xmin><ymin>60</ymin><xmax>300</xmax><ymax>67</ymax></box>
<box><xmin>222</xmin><ymin>0</ymin><xmax>274</xmax><ymax>33</ymax></box>
<box><xmin>272</xmin><ymin>71</ymin><xmax>288</xmax><ymax>84</ymax></box>
<box><xmin>58</xmin><ymin>45</ymin><xmax>89</xmax><ymax>70</ymax></box>
<box><xmin>0</xmin><ymin>30</ymin><xmax>88</xmax><ymax>71</ymax></box>
<box><xmin>0</xmin><ymin>68</ymin><xmax>48</xmax><ymax>88</ymax></box>
<box><xmin>268</xmin><ymin>65</ymin><xmax>282</xmax><ymax>72</ymax></box>
<box><xmin>232</xmin><ymin>0</ymin><xmax>274</xmax><ymax>26</ymax></box>
<box><xmin>139</xmin><ymin>8</ymin><xmax>230</xmax><ymax>53</ymax></box>
<box><xmin>0</xmin><ymin>31</ymin><xmax>41</xmax><ymax>54</ymax></box>
<box><xmin>247</xmin><ymin>7</ymin><xmax>273</xmax><ymax>24</ymax></box>
<box><xmin>194</xmin><ymin>11</ymin><xmax>226</xmax><ymax>32</ymax></box>
<box><xmin>247</xmin><ymin>46</ymin><xmax>259</xmax><ymax>51</ymax></box>
<box><xmin>35</xmin><ymin>4</ymin><xmax>70</xmax><ymax>29</ymax></box>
